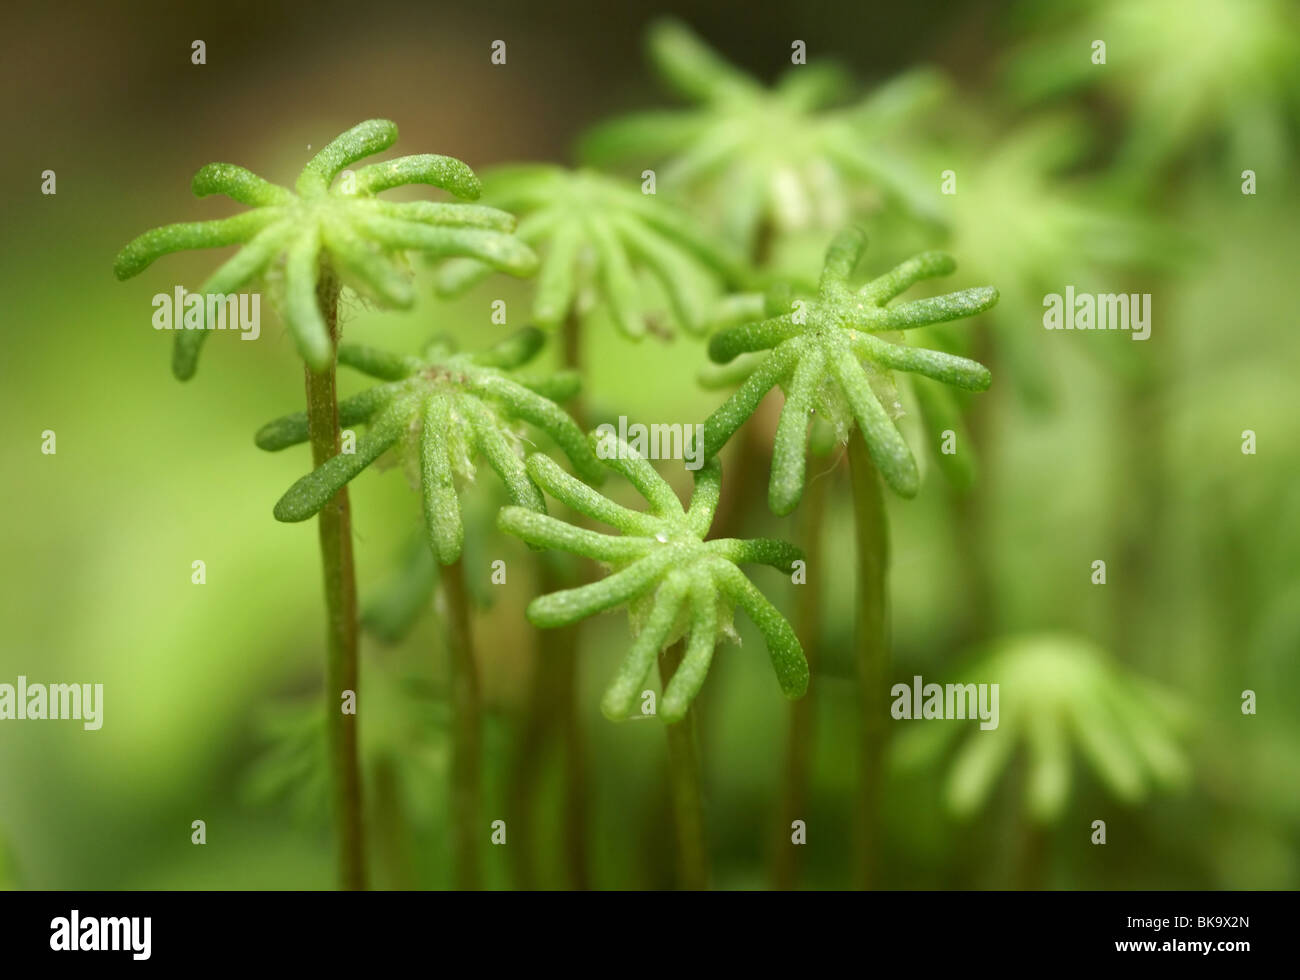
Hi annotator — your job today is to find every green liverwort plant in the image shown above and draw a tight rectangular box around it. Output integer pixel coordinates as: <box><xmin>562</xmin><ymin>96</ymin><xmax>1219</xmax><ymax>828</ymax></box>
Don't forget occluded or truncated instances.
<box><xmin>114</xmin><ymin>118</ymin><xmax>537</xmax><ymax>378</ymax></box>
<box><xmin>257</xmin><ymin>327</ymin><xmax>601</xmax><ymax>563</ymax></box>
<box><xmin>498</xmin><ymin>440</ymin><xmax>807</xmax><ymax>723</ymax></box>
<box><xmin>499</xmin><ymin>437</ymin><xmax>806</xmax><ymax>889</ymax></box>
<box><xmin>114</xmin><ymin>119</ymin><xmax>538</xmax><ymax>892</ymax></box>
<box><xmin>435</xmin><ymin>162</ymin><xmax>747</xmax><ymax>887</ymax></box>
<box><xmin>703</xmin><ymin>226</ymin><xmax>997</xmax><ymax>513</ymax></box>
<box><xmin>436</xmin><ymin>164</ymin><xmax>745</xmax><ymax>341</ymax></box>
<box><xmin>257</xmin><ymin>325</ymin><xmax>595</xmax><ymax>890</ymax></box>
<box><xmin>580</xmin><ymin>18</ymin><xmax>945</xmax><ymax>254</ymax></box>
<box><xmin>700</xmin><ymin>226</ymin><xmax>996</xmax><ymax>888</ymax></box>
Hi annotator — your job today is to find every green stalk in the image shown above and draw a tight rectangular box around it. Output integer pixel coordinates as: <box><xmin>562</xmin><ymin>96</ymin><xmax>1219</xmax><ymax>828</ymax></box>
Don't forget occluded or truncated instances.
<box><xmin>372</xmin><ymin>754</ymin><xmax>415</xmax><ymax>890</ymax></box>
<box><xmin>508</xmin><ymin>309</ymin><xmax>590</xmax><ymax>890</ymax></box>
<box><xmin>658</xmin><ymin>641</ymin><xmax>710</xmax><ymax>890</ymax></box>
<box><xmin>711</xmin><ymin>216</ymin><xmax>777</xmax><ymax>540</ymax></box>
<box><xmin>304</xmin><ymin>266</ymin><xmax>366</xmax><ymax>892</ymax></box>
<box><xmin>772</xmin><ymin>456</ymin><xmax>828</xmax><ymax>889</ymax></box>
<box><xmin>847</xmin><ymin>428</ymin><xmax>889</xmax><ymax>890</ymax></box>
<box><xmin>439</xmin><ymin>556</ymin><xmax>482</xmax><ymax>890</ymax></box>
<box><xmin>557</xmin><ymin>307</ymin><xmax>591</xmax><ymax>890</ymax></box>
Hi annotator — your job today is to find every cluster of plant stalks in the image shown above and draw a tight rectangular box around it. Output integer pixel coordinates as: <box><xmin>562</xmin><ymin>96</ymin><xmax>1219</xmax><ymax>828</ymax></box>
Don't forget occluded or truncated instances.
<box><xmin>114</xmin><ymin>22</ymin><xmax>1022</xmax><ymax>891</ymax></box>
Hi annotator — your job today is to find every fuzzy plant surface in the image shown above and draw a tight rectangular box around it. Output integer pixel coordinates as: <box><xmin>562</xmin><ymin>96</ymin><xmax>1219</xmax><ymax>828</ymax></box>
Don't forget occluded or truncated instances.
<box><xmin>498</xmin><ymin>438</ymin><xmax>807</xmax><ymax>723</ymax></box>
<box><xmin>579</xmin><ymin>18</ymin><xmax>946</xmax><ymax>251</ymax></box>
<box><xmin>892</xmin><ymin>634</ymin><xmax>1190</xmax><ymax>823</ymax></box>
<box><xmin>698</xmin><ymin>289</ymin><xmax>978</xmax><ymax>489</ymax></box>
<box><xmin>256</xmin><ymin>327</ymin><xmax>601</xmax><ymax>564</ymax></box>
<box><xmin>114</xmin><ymin>119</ymin><xmax>537</xmax><ymax>378</ymax></box>
<box><xmin>435</xmin><ymin>164</ymin><xmax>746</xmax><ymax>339</ymax></box>
<box><xmin>703</xmin><ymin>226</ymin><xmax>997</xmax><ymax>511</ymax></box>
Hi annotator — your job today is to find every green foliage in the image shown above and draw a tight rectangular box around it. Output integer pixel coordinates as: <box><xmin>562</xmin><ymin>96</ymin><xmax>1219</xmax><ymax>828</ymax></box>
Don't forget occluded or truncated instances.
<box><xmin>937</xmin><ymin>116</ymin><xmax>1186</xmax><ymax>403</ymax></box>
<box><xmin>1003</xmin><ymin>0</ymin><xmax>1300</xmax><ymax>173</ymax></box>
<box><xmin>703</xmin><ymin>227</ymin><xmax>996</xmax><ymax>508</ymax></box>
<box><xmin>244</xmin><ymin>671</ymin><xmax>449</xmax><ymax>830</ymax></box>
<box><xmin>497</xmin><ymin>437</ymin><xmax>806</xmax><ymax>723</ymax></box>
<box><xmin>114</xmin><ymin>119</ymin><xmax>538</xmax><ymax>378</ymax></box>
<box><xmin>436</xmin><ymin>164</ymin><xmax>745</xmax><ymax>339</ymax></box>
<box><xmin>579</xmin><ymin>18</ymin><xmax>946</xmax><ymax>251</ymax></box>
<box><xmin>256</xmin><ymin>327</ymin><xmax>600</xmax><ymax>565</ymax></box>
<box><xmin>894</xmin><ymin>634</ymin><xmax>1190</xmax><ymax>823</ymax></box>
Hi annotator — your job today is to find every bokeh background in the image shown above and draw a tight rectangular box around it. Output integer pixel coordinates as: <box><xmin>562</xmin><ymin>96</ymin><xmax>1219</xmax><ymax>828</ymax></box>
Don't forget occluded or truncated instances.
<box><xmin>2</xmin><ymin>0</ymin><xmax>1297</xmax><ymax>889</ymax></box>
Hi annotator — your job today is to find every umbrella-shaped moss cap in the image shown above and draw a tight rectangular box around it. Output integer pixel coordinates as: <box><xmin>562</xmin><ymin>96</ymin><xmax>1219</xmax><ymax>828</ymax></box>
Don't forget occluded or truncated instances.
<box><xmin>892</xmin><ymin>634</ymin><xmax>1190</xmax><ymax>823</ymax></box>
<box><xmin>703</xmin><ymin>226</ymin><xmax>997</xmax><ymax>511</ymax></box>
<box><xmin>579</xmin><ymin>18</ymin><xmax>946</xmax><ymax>249</ymax></box>
<box><xmin>114</xmin><ymin>119</ymin><xmax>539</xmax><ymax>379</ymax></box>
<box><xmin>256</xmin><ymin>327</ymin><xmax>601</xmax><ymax>565</ymax></box>
<box><xmin>435</xmin><ymin>165</ymin><xmax>747</xmax><ymax>339</ymax></box>
<box><xmin>498</xmin><ymin>439</ymin><xmax>806</xmax><ymax>723</ymax></box>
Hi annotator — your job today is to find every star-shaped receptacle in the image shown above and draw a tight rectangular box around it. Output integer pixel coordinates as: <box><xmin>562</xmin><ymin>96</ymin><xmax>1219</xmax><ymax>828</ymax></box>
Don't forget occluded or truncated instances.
<box><xmin>703</xmin><ymin>226</ymin><xmax>997</xmax><ymax>511</ymax></box>
<box><xmin>893</xmin><ymin>634</ymin><xmax>1189</xmax><ymax>823</ymax></box>
<box><xmin>257</xmin><ymin>327</ymin><xmax>601</xmax><ymax>565</ymax></box>
<box><xmin>115</xmin><ymin>119</ymin><xmax>538</xmax><ymax>378</ymax></box>
<box><xmin>436</xmin><ymin>164</ymin><xmax>746</xmax><ymax>339</ymax></box>
<box><xmin>580</xmin><ymin>18</ymin><xmax>946</xmax><ymax>250</ymax></box>
<box><xmin>498</xmin><ymin>436</ymin><xmax>806</xmax><ymax>722</ymax></box>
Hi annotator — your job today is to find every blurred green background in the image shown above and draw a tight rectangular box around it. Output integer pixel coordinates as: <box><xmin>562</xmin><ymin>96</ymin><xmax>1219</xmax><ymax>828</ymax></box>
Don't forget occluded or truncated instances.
<box><xmin>1</xmin><ymin>0</ymin><xmax>1297</xmax><ymax>890</ymax></box>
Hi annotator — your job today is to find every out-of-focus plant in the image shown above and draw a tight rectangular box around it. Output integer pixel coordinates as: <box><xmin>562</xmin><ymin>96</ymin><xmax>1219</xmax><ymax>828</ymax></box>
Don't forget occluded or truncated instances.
<box><xmin>244</xmin><ymin>668</ymin><xmax>451</xmax><ymax>889</ymax></box>
<box><xmin>935</xmin><ymin>117</ymin><xmax>1184</xmax><ymax>404</ymax></box>
<box><xmin>113</xmin><ymin>119</ymin><xmax>538</xmax><ymax>891</ymax></box>
<box><xmin>894</xmin><ymin>633</ymin><xmax>1189</xmax><ymax>822</ymax></box>
<box><xmin>1002</xmin><ymin>0</ymin><xmax>1300</xmax><ymax>175</ymax></box>
<box><xmin>437</xmin><ymin>164</ymin><xmax>746</xmax><ymax>345</ymax></box>
<box><xmin>580</xmin><ymin>18</ymin><xmax>946</xmax><ymax>259</ymax></box>
<box><xmin>256</xmin><ymin>326</ymin><xmax>596</xmax><ymax>889</ymax></box>
<box><xmin>499</xmin><ymin>437</ymin><xmax>806</xmax><ymax>888</ymax></box>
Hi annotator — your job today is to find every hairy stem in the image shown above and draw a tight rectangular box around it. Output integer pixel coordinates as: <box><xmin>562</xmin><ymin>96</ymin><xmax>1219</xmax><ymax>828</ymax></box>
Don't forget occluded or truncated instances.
<box><xmin>658</xmin><ymin>641</ymin><xmax>710</xmax><ymax>890</ymax></box>
<box><xmin>847</xmin><ymin>428</ymin><xmax>889</xmax><ymax>890</ymax></box>
<box><xmin>772</xmin><ymin>455</ymin><xmax>829</xmax><ymax>889</ymax></box>
<box><xmin>440</xmin><ymin>557</ymin><xmax>482</xmax><ymax>890</ymax></box>
<box><xmin>305</xmin><ymin>266</ymin><xmax>366</xmax><ymax>891</ymax></box>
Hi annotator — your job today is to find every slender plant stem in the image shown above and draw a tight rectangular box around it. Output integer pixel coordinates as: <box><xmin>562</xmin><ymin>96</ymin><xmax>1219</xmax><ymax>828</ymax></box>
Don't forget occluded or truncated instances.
<box><xmin>506</xmin><ymin>652</ymin><xmax>546</xmax><ymax>890</ymax></box>
<box><xmin>847</xmin><ymin>428</ymin><xmax>889</xmax><ymax>890</ymax></box>
<box><xmin>952</xmin><ymin>329</ymin><xmax>995</xmax><ymax>648</ymax></box>
<box><xmin>772</xmin><ymin>454</ymin><xmax>828</xmax><ymax>889</ymax></box>
<box><xmin>658</xmin><ymin>641</ymin><xmax>710</xmax><ymax>890</ymax></box>
<box><xmin>304</xmin><ymin>265</ymin><xmax>366</xmax><ymax>891</ymax></box>
<box><xmin>556</xmin><ymin>308</ymin><xmax>590</xmax><ymax>890</ymax></box>
<box><xmin>439</xmin><ymin>556</ymin><xmax>482</xmax><ymax>890</ymax></box>
<box><xmin>508</xmin><ymin>308</ymin><xmax>590</xmax><ymax>890</ymax></box>
<box><xmin>372</xmin><ymin>754</ymin><xmax>414</xmax><ymax>890</ymax></box>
